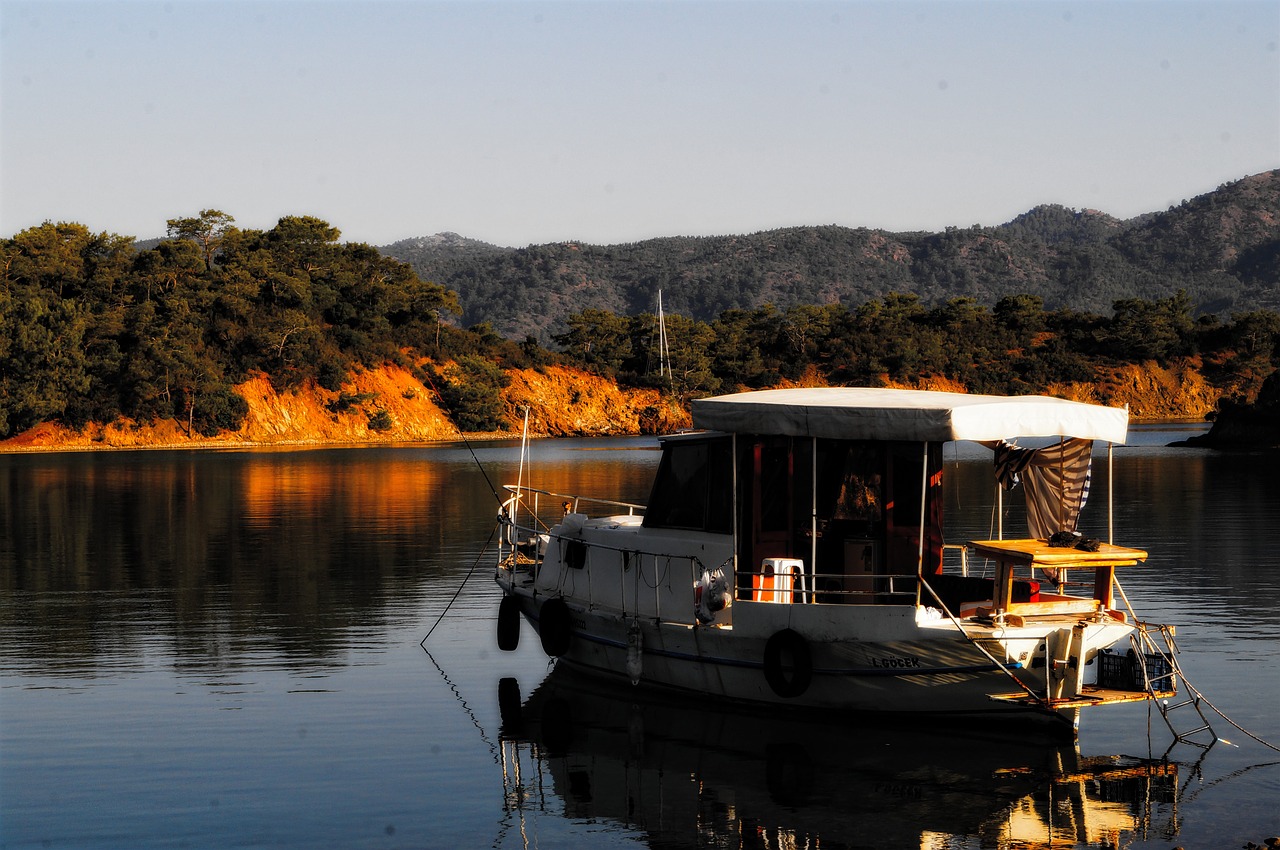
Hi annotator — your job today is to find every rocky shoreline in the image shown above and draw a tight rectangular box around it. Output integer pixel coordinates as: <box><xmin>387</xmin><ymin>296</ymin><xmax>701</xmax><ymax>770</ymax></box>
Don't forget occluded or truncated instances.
<box><xmin>1173</xmin><ymin>372</ymin><xmax>1280</xmax><ymax>450</ymax></box>
<box><xmin>2</xmin><ymin>360</ymin><xmax>1273</xmax><ymax>454</ymax></box>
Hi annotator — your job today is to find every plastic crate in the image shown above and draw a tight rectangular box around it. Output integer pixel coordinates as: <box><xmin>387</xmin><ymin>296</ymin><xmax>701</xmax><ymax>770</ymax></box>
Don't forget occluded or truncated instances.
<box><xmin>1097</xmin><ymin>651</ymin><xmax>1135</xmax><ymax>690</ymax></box>
<box><xmin>1133</xmin><ymin>651</ymin><xmax>1176</xmax><ymax>692</ymax></box>
<box><xmin>1096</xmin><ymin>650</ymin><xmax>1176</xmax><ymax>692</ymax></box>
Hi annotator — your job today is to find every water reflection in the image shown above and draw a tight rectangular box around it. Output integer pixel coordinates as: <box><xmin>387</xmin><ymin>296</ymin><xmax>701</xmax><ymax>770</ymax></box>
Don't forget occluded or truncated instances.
<box><xmin>496</xmin><ymin>666</ymin><xmax>1182</xmax><ymax>850</ymax></box>
<box><xmin>0</xmin><ymin>444</ymin><xmax>659</xmax><ymax>675</ymax></box>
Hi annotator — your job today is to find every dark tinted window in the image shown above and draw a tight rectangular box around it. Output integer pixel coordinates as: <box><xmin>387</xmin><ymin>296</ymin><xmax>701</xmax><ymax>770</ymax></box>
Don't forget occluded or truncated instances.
<box><xmin>645</xmin><ymin>437</ymin><xmax>732</xmax><ymax>532</ymax></box>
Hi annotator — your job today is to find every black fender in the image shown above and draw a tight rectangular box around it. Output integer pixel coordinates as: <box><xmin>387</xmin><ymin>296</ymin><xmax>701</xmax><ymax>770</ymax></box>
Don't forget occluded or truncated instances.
<box><xmin>539</xmin><ymin>597</ymin><xmax>573</xmax><ymax>657</ymax></box>
<box><xmin>497</xmin><ymin>677</ymin><xmax>523</xmax><ymax>732</ymax></box>
<box><xmin>497</xmin><ymin>595</ymin><xmax>521</xmax><ymax>652</ymax></box>
<box><xmin>763</xmin><ymin>628</ymin><xmax>812</xmax><ymax>698</ymax></box>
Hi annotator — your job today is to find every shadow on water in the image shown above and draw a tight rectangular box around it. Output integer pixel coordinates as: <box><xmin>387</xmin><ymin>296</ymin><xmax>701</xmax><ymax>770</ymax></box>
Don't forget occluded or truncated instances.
<box><xmin>492</xmin><ymin>665</ymin><xmax>1184</xmax><ymax>850</ymax></box>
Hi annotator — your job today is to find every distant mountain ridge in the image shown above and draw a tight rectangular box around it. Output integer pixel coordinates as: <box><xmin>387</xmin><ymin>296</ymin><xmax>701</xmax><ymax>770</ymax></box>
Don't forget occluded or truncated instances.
<box><xmin>383</xmin><ymin>231</ymin><xmax>505</xmax><ymax>257</ymax></box>
<box><xmin>381</xmin><ymin>170</ymin><xmax>1280</xmax><ymax>342</ymax></box>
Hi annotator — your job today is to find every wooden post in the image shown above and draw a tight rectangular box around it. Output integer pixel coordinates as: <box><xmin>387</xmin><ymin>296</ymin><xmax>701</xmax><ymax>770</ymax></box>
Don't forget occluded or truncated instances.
<box><xmin>1093</xmin><ymin>566</ymin><xmax>1115</xmax><ymax>609</ymax></box>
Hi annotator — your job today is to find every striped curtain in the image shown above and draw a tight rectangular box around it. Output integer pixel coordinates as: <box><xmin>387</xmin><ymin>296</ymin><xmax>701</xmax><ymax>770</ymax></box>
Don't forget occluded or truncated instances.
<box><xmin>993</xmin><ymin>438</ymin><xmax>1093</xmax><ymax>540</ymax></box>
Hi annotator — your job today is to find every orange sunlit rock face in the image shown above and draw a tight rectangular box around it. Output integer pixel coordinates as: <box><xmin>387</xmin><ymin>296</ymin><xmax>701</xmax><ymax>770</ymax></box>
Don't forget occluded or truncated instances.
<box><xmin>0</xmin><ymin>363</ymin><xmax>691</xmax><ymax>451</ymax></box>
<box><xmin>0</xmin><ymin>359</ymin><xmax>1228</xmax><ymax>453</ymax></box>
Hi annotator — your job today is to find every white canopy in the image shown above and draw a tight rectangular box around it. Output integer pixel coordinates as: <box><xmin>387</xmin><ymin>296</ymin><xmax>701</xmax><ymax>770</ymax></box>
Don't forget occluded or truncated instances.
<box><xmin>690</xmin><ymin>388</ymin><xmax>1129</xmax><ymax>443</ymax></box>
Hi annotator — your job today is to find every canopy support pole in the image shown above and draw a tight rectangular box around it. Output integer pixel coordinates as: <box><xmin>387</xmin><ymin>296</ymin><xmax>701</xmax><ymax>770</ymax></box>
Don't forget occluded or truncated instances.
<box><xmin>916</xmin><ymin>442</ymin><xmax>928</xmax><ymax>604</ymax></box>
<box><xmin>811</xmin><ymin>437</ymin><xmax>818</xmax><ymax>598</ymax></box>
<box><xmin>997</xmin><ymin>482</ymin><xmax>1004</xmax><ymax>540</ymax></box>
<box><xmin>1107</xmin><ymin>442</ymin><xmax>1115</xmax><ymax>545</ymax></box>
<box><xmin>732</xmin><ymin>433</ymin><xmax>740</xmax><ymax>581</ymax></box>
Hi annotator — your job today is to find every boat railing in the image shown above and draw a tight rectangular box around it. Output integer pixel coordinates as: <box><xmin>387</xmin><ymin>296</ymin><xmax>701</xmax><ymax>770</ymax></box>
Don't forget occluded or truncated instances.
<box><xmin>521</xmin><ymin>525</ymin><xmax>714</xmax><ymax>624</ymax></box>
<box><xmin>739</xmin><ymin>562</ymin><xmax>920</xmax><ymax>605</ymax></box>
<box><xmin>941</xmin><ymin>543</ymin><xmax>971</xmax><ymax>576</ymax></box>
<box><xmin>500</xmin><ymin>484</ymin><xmax>645</xmax><ymax>537</ymax></box>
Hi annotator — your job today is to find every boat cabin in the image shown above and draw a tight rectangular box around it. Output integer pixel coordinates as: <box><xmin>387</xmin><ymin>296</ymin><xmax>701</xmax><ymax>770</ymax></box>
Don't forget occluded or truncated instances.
<box><xmin>643</xmin><ymin>432</ymin><xmax>943</xmax><ymax>605</ymax></box>
<box><xmin>668</xmin><ymin>388</ymin><xmax>1134</xmax><ymax>616</ymax></box>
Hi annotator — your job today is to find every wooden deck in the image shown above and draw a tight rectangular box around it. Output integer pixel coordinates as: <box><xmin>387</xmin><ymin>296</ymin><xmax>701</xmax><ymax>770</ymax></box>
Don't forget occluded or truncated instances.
<box><xmin>989</xmin><ymin>685</ymin><xmax>1177</xmax><ymax>710</ymax></box>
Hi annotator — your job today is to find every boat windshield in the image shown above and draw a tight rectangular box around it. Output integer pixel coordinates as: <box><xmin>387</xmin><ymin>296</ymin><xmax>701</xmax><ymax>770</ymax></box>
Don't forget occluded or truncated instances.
<box><xmin>643</xmin><ymin>435</ymin><xmax>734</xmax><ymax>533</ymax></box>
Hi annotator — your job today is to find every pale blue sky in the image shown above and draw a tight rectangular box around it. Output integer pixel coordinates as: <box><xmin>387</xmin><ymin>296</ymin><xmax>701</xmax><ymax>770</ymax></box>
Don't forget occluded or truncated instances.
<box><xmin>3</xmin><ymin>1</ymin><xmax>1277</xmax><ymax>247</ymax></box>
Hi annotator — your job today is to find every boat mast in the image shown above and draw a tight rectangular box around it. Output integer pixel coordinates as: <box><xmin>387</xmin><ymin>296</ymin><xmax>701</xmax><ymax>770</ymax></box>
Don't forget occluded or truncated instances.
<box><xmin>657</xmin><ymin>289</ymin><xmax>671</xmax><ymax>382</ymax></box>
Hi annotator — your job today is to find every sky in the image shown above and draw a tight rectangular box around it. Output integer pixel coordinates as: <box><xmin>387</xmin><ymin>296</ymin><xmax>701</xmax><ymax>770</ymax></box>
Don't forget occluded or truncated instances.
<box><xmin>2</xmin><ymin>1</ymin><xmax>1278</xmax><ymax>248</ymax></box>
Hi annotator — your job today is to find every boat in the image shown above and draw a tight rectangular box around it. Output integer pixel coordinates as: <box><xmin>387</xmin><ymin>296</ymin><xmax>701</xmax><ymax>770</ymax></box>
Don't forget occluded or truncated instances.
<box><xmin>496</xmin><ymin>666</ymin><xmax>1180</xmax><ymax>849</ymax></box>
<box><xmin>493</xmin><ymin>387</ymin><xmax>1188</xmax><ymax>737</ymax></box>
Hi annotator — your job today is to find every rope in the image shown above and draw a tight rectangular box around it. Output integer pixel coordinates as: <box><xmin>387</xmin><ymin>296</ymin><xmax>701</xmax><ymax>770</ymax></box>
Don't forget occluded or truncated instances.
<box><xmin>1176</xmin><ymin>667</ymin><xmax>1280</xmax><ymax>753</ymax></box>
<box><xmin>420</xmin><ymin>522</ymin><xmax>498</xmax><ymax>646</ymax></box>
<box><xmin>418</xmin><ymin>366</ymin><xmax>504</xmax><ymax>507</ymax></box>
<box><xmin>1180</xmin><ymin>759</ymin><xmax>1280</xmax><ymax>804</ymax></box>
<box><xmin>419</xmin><ymin>644</ymin><xmax>500</xmax><ymax>764</ymax></box>
<box><xmin>918</xmin><ymin>574</ymin><xmax>1043</xmax><ymax>704</ymax></box>
<box><xmin>1114</xmin><ymin>575</ymin><xmax>1280</xmax><ymax>753</ymax></box>
<box><xmin>461</xmin><ymin>430</ymin><xmax>504</xmax><ymax>507</ymax></box>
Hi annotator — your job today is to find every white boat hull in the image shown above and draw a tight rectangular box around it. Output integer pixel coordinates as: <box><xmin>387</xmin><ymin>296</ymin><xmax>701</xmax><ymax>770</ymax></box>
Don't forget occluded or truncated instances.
<box><xmin>499</xmin><ymin>580</ymin><xmax>1135</xmax><ymax>732</ymax></box>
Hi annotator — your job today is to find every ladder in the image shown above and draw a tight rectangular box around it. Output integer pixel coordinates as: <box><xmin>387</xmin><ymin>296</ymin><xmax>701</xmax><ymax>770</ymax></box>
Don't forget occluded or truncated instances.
<box><xmin>1132</xmin><ymin>623</ymin><xmax>1216</xmax><ymax>749</ymax></box>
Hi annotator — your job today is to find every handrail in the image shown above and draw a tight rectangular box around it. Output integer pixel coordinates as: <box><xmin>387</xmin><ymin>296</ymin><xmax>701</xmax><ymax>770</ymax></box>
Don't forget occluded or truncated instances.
<box><xmin>736</xmin><ymin>565</ymin><xmax>920</xmax><ymax>604</ymax></box>
<box><xmin>501</xmin><ymin>484</ymin><xmax>646</xmax><ymax>516</ymax></box>
<box><xmin>501</xmin><ymin>518</ymin><xmax>702</xmax><ymax>568</ymax></box>
<box><xmin>941</xmin><ymin>543</ymin><xmax>970</xmax><ymax>576</ymax></box>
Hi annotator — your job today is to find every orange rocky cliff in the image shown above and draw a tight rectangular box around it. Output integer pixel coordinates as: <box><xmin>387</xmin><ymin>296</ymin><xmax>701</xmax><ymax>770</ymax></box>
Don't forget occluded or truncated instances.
<box><xmin>0</xmin><ymin>359</ymin><xmax>1224</xmax><ymax>453</ymax></box>
<box><xmin>0</xmin><ymin>364</ymin><xmax>691</xmax><ymax>451</ymax></box>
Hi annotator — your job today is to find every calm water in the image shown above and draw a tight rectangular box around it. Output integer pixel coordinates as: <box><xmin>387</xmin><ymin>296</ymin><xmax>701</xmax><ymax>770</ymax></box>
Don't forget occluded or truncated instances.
<box><xmin>2</xmin><ymin>428</ymin><xmax>1278</xmax><ymax>849</ymax></box>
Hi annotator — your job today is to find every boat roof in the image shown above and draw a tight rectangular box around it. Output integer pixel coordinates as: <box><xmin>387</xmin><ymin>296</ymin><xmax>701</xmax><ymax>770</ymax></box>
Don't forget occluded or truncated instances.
<box><xmin>690</xmin><ymin>387</ymin><xmax>1129</xmax><ymax>443</ymax></box>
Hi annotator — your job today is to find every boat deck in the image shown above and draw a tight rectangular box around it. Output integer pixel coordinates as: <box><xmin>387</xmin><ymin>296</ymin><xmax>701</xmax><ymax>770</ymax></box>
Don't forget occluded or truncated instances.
<box><xmin>989</xmin><ymin>686</ymin><xmax>1176</xmax><ymax>710</ymax></box>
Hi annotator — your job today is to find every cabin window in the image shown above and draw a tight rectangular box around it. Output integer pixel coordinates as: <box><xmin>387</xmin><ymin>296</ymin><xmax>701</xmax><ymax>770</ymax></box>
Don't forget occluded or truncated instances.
<box><xmin>758</xmin><ymin>444</ymin><xmax>792</xmax><ymax>532</ymax></box>
<box><xmin>644</xmin><ymin>437</ymin><xmax>733</xmax><ymax>533</ymax></box>
<box><xmin>817</xmin><ymin>441</ymin><xmax>883</xmax><ymax>534</ymax></box>
<box><xmin>735</xmin><ymin>437</ymin><xmax>944</xmax><ymax>605</ymax></box>
<box><xmin>889</xmin><ymin>446</ymin><xmax>924</xmax><ymax>528</ymax></box>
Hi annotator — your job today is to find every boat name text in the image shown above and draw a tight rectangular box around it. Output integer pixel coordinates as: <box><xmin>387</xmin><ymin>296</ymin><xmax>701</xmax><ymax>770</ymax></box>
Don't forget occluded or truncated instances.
<box><xmin>871</xmin><ymin>655</ymin><xmax>922</xmax><ymax>669</ymax></box>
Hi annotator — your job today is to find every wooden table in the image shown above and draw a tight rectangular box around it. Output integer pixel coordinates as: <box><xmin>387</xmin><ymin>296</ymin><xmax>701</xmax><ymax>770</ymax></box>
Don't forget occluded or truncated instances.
<box><xmin>968</xmin><ymin>538</ymin><xmax>1148</xmax><ymax>613</ymax></box>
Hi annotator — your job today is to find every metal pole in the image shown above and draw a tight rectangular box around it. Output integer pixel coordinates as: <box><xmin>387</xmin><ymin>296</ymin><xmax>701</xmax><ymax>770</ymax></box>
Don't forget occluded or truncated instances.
<box><xmin>1108</xmin><ymin>442</ymin><xmax>1115</xmax><ymax>544</ymax></box>
<box><xmin>732</xmin><ymin>434</ymin><xmax>739</xmax><ymax>596</ymax></box>
<box><xmin>997</xmin><ymin>482</ymin><xmax>1003</xmax><ymax>540</ymax></box>
<box><xmin>916</xmin><ymin>442</ymin><xmax>928</xmax><ymax>606</ymax></box>
<box><xmin>810</xmin><ymin>437</ymin><xmax>818</xmax><ymax>603</ymax></box>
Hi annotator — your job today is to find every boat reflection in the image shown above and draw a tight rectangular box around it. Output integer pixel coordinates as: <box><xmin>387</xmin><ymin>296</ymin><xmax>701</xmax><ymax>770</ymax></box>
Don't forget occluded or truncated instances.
<box><xmin>496</xmin><ymin>666</ymin><xmax>1181</xmax><ymax>849</ymax></box>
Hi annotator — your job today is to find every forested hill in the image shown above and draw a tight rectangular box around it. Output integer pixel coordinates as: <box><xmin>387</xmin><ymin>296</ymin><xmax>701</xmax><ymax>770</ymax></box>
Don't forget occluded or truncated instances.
<box><xmin>382</xmin><ymin>170</ymin><xmax>1280</xmax><ymax>343</ymax></box>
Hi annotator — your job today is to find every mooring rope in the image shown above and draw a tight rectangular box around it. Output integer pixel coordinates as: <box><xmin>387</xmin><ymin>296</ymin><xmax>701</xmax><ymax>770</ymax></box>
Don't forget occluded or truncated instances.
<box><xmin>420</xmin><ymin>644</ymin><xmax>500</xmax><ymax>764</ymax></box>
<box><xmin>417</xmin><ymin>367</ymin><xmax>504</xmax><ymax>508</ymax></box>
<box><xmin>1114</xmin><ymin>575</ymin><xmax>1280</xmax><ymax>754</ymax></box>
<box><xmin>918</xmin><ymin>574</ymin><xmax>1043</xmax><ymax>704</ymax></box>
<box><xmin>1176</xmin><ymin>666</ymin><xmax>1280</xmax><ymax>753</ymax></box>
<box><xmin>1179</xmin><ymin>759</ymin><xmax>1280</xmax><ymax>804</ymax></box>
<box><xmin>420</xmin><ymin>522</ymin><xmax>498</xmax><ymax>646</ymax></box>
